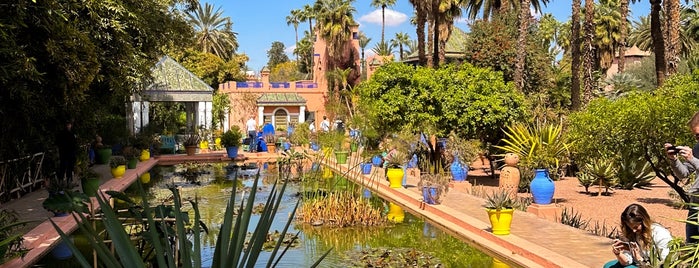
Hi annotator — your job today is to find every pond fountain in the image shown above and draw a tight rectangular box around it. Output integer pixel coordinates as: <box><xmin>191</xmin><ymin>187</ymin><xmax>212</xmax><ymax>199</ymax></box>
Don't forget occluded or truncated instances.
<box><xmin>35</xmin><ymin>161</ymin><xmax>519</xmax><ymax>267</ymax></box>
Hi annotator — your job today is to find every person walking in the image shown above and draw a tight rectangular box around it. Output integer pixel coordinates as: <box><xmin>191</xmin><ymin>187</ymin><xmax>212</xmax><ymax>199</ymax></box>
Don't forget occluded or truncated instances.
<box><xmin>320</xmin><ymin>116</ymin><xmax>330</xmax><ymax>132</ymax></box>
<box><xmin>665</xmin><ymin>111</ymin><xmax>699</xmax><ymax>243</ymax></box>
<box><xmin>246</xmin><ymin>117</ymin><xmax>257</xmax><ymax>152</ymax></box>
<box><xmin>57</xmin><ymin>119</ymin><xmax>78</xmax><ymax>186</ymax></box>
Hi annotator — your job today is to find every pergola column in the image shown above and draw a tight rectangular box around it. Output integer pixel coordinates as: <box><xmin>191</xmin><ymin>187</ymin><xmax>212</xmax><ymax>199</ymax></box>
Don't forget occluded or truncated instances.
<box><xmin>257</xmin><ymin>106</ymin><xmax>264</xmax><ymax>126</ymax></box>
<box><xmin>299</xmin><ymin>105</ymin><xmax>306</xmax><ymax>123</ymax></box>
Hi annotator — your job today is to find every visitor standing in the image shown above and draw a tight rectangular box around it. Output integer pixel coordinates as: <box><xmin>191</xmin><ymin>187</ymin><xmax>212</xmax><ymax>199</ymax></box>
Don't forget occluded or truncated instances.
<box><xmin>320</xmin><ymin>116</ymin><xmax>330</xmax><ymax>132</ymax></box>
<box><xmin>57</xmin><ymin>119</ymin><xmax>78</xmax><ymax>185</ymax></box>
<box><xmin>665</xmin><ymin>111</ymin><xmax>699</xmax><ymax>243</ymax></box>
<box><xmin>603</xmin><ymin>204</ymin><xmax>672</xmax><ymax>268</ymax></box>
<box><xmin>246</xmin><ymin>117</ymin><xmax>257</xmax><ymax>152</ymax></box>
<box><xmin>309</xmin><ymin>119</ymin><xmax>316</xmax><ymax>133</ymax></box>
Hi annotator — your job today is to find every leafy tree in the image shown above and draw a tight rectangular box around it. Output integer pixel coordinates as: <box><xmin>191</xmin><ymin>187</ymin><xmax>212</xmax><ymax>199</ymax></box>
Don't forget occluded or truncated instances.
<box><xmin>390</xmin><ymin>32</ymin><xmax>411</xmax><ymax>61</ymax></box>
<box><xmin>294</xmin><ymin>34</ymin><xmax>314</xmax><ymax>77</ymax></box>
<box><xmin>270</xmin><ymin>61</ymin><xmax>305</xmax><ymax>82</ymax></box>
<box><xmin>267</xmin><ymin>41</ymin><xmax>290</xmax><ymax>69</ymax></box>
<box><xmin>212</xmin><ymin>92</ymin><xmax>230</xmax><ymax>131</ymax></box>
<box><xmin>178</xmin><ymin>49</ymin><xmax>247</xmax><ymax>88</ymax></box>
<box><xmin>372</xmin><ymin>41</ymin><xmax>395</xmax><ymax>56</ymax></box>
<box><xmin>568</xmin><ymin>73</ymin><xmax>699</xmax><ymax>202</ymax></box>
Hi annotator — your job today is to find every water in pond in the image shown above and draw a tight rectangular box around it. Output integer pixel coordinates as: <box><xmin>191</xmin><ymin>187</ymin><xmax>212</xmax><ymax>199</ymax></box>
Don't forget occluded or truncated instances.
<box><xmin>36</xmin><ymin>162</ymin><xmax>516</xmax><ymax>267</ymax></box>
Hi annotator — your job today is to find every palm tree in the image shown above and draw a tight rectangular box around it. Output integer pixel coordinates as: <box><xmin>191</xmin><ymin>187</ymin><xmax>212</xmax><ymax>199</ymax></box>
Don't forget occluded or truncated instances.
<box><xmin>617</xmin><ymin>0</ymin><xmax>634</xmax><ymax>73</ymax></box>
<box><xmin>300</xmin><ymin>4</ymin><xmax>316</xmax><ymax>76</ymax></box>
<box><xmin>314</xmin><ymin>0</ymin><xmax>359</xmax><ymax>94</ymax></box>
<box><xmin>187</xmin><ymin>3</ymin><xmax>238</xmax><ymax>60</ymax></box>
<box><xmin>462</xmin><ymin>0</ymin><xmax>549</xmax><ymax>22</ymax></box>
<box><xmin>571</xmin><ymin>0</ymin><xmax>582</xmax><ymax>110</ymax></box>
<box><xmin>594</xmin><ymin>0</ymin><xmax>622</xmax><ymax>72</ymax></box>
<box><xmin>583</xmin><ymin>0</ymin><xmax>595</xmax><ymax>104</ymax></box>
<box><xmin>650</xmin><ymin>0</ymin><xmax>666</xmax><ymax>86</ymax></box>
<box><xmin>287</xmin><ymin>9</ymin><xmax>302</xmax><ymax>52</ymax></box>
<box><xmin>435</xmin><ymin>0</ymin><xmax>464</xmax><ymax>65</ymax></box>
<box><xmin>408</xmin><ymin>0</ymin><xmax>428</xmax><ymax>66</ymax></box>
<box><xmin>391</xmin><ymin>32</ymin><xmax>411</xmax><ymax>60</ymax></box>
<box><xmin>372</xmin><ymin>41</ymin><xmax>395</xmax><ymax>56</ymax></box>
<box><xmin>358</xmin><ymin>32</ymin><xmax>372</xmax><ymax>75</ymax></box>
<box><xmin>371</xmin><ymin>0</ymin><xmax>398</xmax><ymax>44</ymax></box>
<box><xmin>514</xmin><ymin>0</ymin><xmax>532</xmax><ymax>91</ymax></box>
<box><xmin>665</xmin><ymin>0</ymin><xmax>680</xmax><ymax>75</ymax></box>
<box><xmin>628</xmin><ymin>16</ymin><xmax>653</xmax><ymax>50</ymax></box>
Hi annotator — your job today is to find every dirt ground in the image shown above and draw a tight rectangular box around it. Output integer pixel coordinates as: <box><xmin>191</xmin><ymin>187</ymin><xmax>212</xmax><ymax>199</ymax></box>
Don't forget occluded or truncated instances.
<box><xmin>466</xmin><ymin>171</ymin><xmax>688</xmax><ymax>239</ymax></box>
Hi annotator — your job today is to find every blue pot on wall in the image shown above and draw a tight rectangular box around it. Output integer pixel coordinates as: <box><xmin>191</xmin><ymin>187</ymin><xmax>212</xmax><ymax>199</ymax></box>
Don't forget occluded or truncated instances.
<box><xmin>450</xmin><ymin>158</ymin><xmax>467</xmax><ymax>181</ymax></box>
<box><xmin>310</xmin><ymin>142</ymin><xmax>320</xmax><ymax>151</ymax></box>
<box><xmin>372</xmin><ymin>155</ymin><xmax>383</xmax><ymax>167</ymax></box>
<box><xmin>361</xmin><ymin>163</ymin><xmax>372</xmax><ymax>174</ymax></box>
<box><xmin>406</xmin><ymin>154</ymin><xmax>418</xmax><ymax>168</ymax></box>
<box><xmin>226</xmin><ymin>146</ymin><xmax>239</xmax><ymax>158</ymax></box>
<box><xmin>530</xmin><ymin>168</ymin><xmax>555</xmax><ymax>205</ymax></box>
<box><xmin>422</xmin><ymin>186</ymin><xmax>439</xmax><ymax>205</ymax></box>
<box><xmin>51</xmin><ymin>239</ymin><xmax>73</xmax><ymax>260</ymax></box>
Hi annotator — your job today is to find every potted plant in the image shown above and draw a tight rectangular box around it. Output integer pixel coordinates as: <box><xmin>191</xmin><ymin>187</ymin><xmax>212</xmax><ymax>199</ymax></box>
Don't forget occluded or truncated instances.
<box><xmin>264</xmin><ymin>134</ymin><xmax>278</xmax><ymax>153</ymax></box>
<box><xmin>445</xmin><ymin>132</ymin><xmax>482</xmax><ymax>182</ymax></box>
<box><xmin>183</xmin><ymin>134</ymin><xmax>201</xmax><ymax>156</ymax></box>
<box><xmin>80</xmin><ymin>168</ymin><xmax>101</xmax><ymax>197</ymax></box>
<box><xmin>42</xmin><ymin>185</ymin><xmax>89</xmax><ymax>217</ymax></box>
<box><xmin>122</xmin><ymin>147</ymin><xmax>140</xmax><ymax>169</ymax></box>
<box><xmin>133</xmin><ymin>132</ymin><xmax>156</xmax><ymax>161</ymax></box>
<box><xmin>93</xmin><ymin>135</ymin><xmax>111</xmax><ymax>165</ymax></box>
<box><xmin>383</xmin><ymin>135</ymin><xmax>410</xmax><ymax>188</ymax></box>
<box><xmin>289</xmin><ymin>122</ymin><xmax>311</xmax><ymax>149</ymax></box>
<box><xmin>221</xmin><ymin>126</ymin><xmax>243</xmax><ymax>158</ymax></box>
<box><xmin>360</xmin><ymin>154</ymin><xmax>373</xmax><ymax>175</ymax></box>
<box><xmin>109</xmin><ymin>156</ymin><xmax>127</xmax><ymax>178</ymax></box>
<box><xmin>484</xmin><ymin>189</ymin><xmax>515</xmax><ymax>235</ymax></box>
<box><xmin>418</xmin><ymin>173</ymin><xmax>450</xmax><ymax>205</ymax></box>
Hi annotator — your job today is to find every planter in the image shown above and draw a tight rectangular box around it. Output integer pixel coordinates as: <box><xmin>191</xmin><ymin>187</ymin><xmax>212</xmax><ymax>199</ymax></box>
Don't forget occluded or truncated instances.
<box><xmin>267</xmin><ymin>144</ymin><xmax>277</xmax><ymax>153</ymax></box>
<box><xmin>199</xmin><ymin>140</ymin><xmax>209</xmax><ymax>149</ymax></box>
<box><xmin>407</xmin><ymin>154</ymin><xmax>418</xmax><ymax>168</ymax></box>
<box><xmin>50</xmin><ymin>239</ymin><xmax>73</xmax><ymax>260</ymax></box>
<box><xmin>95</xmin><ymin>148</ymin><xmax>112</xmax><ymax>164</ymax></box>
<box><xmin>372</xmin><ymin>155</ymin><xmax>383</xmax><ymax>167</ymax></box>
<box><xmin>422</xmin><ymin>186</ymin><xmax>440</xmax><ymax>205</ymax></box>
<box><xmin>283</xmin><ymin>142</ymin><xmax>291</xmax><ymax>151</ymax></box>
<box><xmin>487</xmin><ymin>208</ymin><xmax>514</xmax><ymax>235</ymax></box>
<box><xmin>185</xmin><ymin>145</ymin><xmax>197</xmax><ymax>156</ymax></box>
<box><xmin>387</xmin><ymin>202</ymin><xmax>404</xmax><ymax>223</ymax></box>
<box><xmin>530</xmin><ymin>168</ymin><xmax>554</xmax><ymax>205</ymax></box>
<box><xmin>334</xmin><ymin>151</ymin><xmax>349</xmax><ymax>164</ymax></box>
<box><xmin>361</xmin><ymin>163</ymin><xmax>372</xmax><ymax>175</ymax></box>
<box><xmin>322</xmin><ymin>167</ymin><xmax>333</xmax><ymax>179</ymax></box>
<box><xmin>450</xmin><ymin>160</ymin><xmax>467</xmax><ymax>181</ymax></box>
<box><xmin>349</xmin><ymin>142</ymin><xmax>358</xmax><ymax>153</ymax></box>
<box><xmin>81</xmin><ymin>177</ymin><xmax>100</xmax><ymax>197</ymax></box>
<box><xmin>111</xmin><ymin>165</ymin><xmax>126</xmax><ymax>178</ymax></box>
<box><xmin>226</xmin><ymin>146</ymin><xmax>239</xmax><ymax>158</ymax></box>
<box><xmin>362</xmin><ymin>188</ymin><xmax>372</xmax><ymax>198</ymax></box>
<box><xmin>386</xmin><ymin>168</ymin><xmax>404</xmax><ymax>188</ymax></box>
<box><xmin>311</xmin><ymin>162</ymin><xmax>320</xmax><ymax>172</ymax></box>
<box><xmin>127</xmin><ymin>158</ymin><xmax>138</xmax><ymax>169</ymax></box>
<box><xmin>139</xmin><ymin>149</ymin><xmax>150</xmax><ymax>161</ymax></box>
<box><xmin>140</xmin><ymin>172</ymin><xmax>151</xmax><ymax>184</ymax></box>
<box><xmin>310</xmin><ymin>143</ymin><xmax>320</xmax><ymax>151</ymax></box>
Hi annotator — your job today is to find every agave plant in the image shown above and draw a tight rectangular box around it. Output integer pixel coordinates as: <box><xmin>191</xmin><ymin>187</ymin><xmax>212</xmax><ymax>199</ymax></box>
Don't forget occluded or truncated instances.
<box><xmin>582</xmin><ymin>157</ymin><xmax>618</xmax><ymax>196</ymax></box>
<box><xmin>50</xmin><ymin>169</ymin><xmax>330</xmax><ymax>267</ymax></box>
<box><xmin>577</xmin><ymin>172</ymin><xmax>597</xmax><ymax>194</ymax></box>
<box><xmin>616</xmin><ymin>156</ymin><xmax>654</xmax><ymax>189</ymax></box>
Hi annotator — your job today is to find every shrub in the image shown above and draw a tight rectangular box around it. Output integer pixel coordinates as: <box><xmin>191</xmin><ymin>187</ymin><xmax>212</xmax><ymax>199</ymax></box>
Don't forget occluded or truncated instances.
<box><xmin>220</xmin><ymin>126</ymin><xmax>242</xmax><ymax>148</ymax></box>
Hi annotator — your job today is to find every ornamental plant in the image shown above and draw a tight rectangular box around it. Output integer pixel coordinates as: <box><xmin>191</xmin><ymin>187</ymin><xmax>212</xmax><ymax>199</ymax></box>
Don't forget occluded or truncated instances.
<box><xmin>220</xmin><ymin>126</ymin><xmax>242</xmax><ymax>148</ymax></box>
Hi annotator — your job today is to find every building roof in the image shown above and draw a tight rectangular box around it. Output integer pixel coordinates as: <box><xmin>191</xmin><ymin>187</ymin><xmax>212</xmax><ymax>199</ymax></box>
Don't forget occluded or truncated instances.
<box><xmin>403</xmin><ymin>26</ymin><xmax>469</xmax><ymax>63</ymax></box>
<box><xmin>624</xmin><ymin>45</ymin><xmax>651</xmax><ymax>57</ymax></box>
<box><xmin>141</xmin><ymin>56</ymin><xmax>214</xmax><ymax>102</ymax></box>
<box><xmin>257</xmin><ymin>93</ymin><xmax>307</xmax><ymax>106</ymax></box>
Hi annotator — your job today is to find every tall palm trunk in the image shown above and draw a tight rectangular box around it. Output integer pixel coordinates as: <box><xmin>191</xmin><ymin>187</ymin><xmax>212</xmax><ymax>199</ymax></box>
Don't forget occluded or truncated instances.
<box><xmin>571</xmin><ymin>0</ymin><xmax>582</xmax><ymax>110</ymax></box>
<box><xmin>582</xmin><ymin>0</ymin><xmax>596</xmax><ymax>104</ymax></box>
<box><xmin>514</xmin><ymin>0</ymin><xmax>531</xmax><ymax>91</ymax></box>
<box><xmin>650</xmin><ymin>0</ymin><xmax>666</xmax><ymax>86</ymax></box>
<box><xmin>427</xmin><ymin>14</ymin><xmax>435</xmax><ymax>67</ymax></box>
<box><xmin>381</xmin><ymin>6</ymin><xmax>386</xmax><ymax>44</ymax></box>
<box><xmin>618</xmin><ymin>0</ymin><xmax>629</xmax><ymax>73</ymax></box>
<box><xmin>410</xmin><ymin>0</ymin><xmax>428</xmax><ymax>66</ymax></box>
<box><xmin>665</xmin><ymin>0</ymin><xmax>680</xmax><ymax>75</ymax></box>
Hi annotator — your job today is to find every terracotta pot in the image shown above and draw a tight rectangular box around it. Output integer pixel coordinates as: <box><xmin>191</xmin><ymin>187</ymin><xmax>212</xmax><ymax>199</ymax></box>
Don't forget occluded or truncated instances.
<box><xmin>185</xmin><ymin>145</ymin><xmax>197</xmax><ymax>156</ymax></box>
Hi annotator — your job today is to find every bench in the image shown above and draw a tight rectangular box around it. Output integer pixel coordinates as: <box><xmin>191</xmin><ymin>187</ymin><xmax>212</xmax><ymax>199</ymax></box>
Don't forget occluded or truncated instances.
<box><xmin>160</xmin><ymin>135</ymin><xmax>177</xmax><ymax>154</ymax></box>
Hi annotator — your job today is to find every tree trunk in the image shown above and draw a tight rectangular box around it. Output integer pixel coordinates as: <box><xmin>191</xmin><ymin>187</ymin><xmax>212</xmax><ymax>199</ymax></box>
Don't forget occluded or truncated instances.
<box><xmin>582</xmin><ymin>0</ymin><xmax>596</xmax><ymax>104</ymax></box>
<box><xmin>665</xmin><ymin>0</ymin><xmax>680</xmax><ymax>75</ymax></box>
<box><xmin>417</xmin><ymin>8</ymin><xmax>427</xmax><ymax>66</ymax></box>
<box><xmin>618</xmin><ymin>0</ymin><xmax>629</xmax><ymax>73</ymax></box>
<box><xmin>571</xmin><ymin>0</ymin><xmax>582</xmax><ymax>110</ymax></box>
<box><xmin>381</xmin><ymin>7</ymin><xmax>386</xmax><ymax>44</ymax></box>
<box><xmin>514</xmin><ymin>0</ymin><xmax>531</xmax><ymax>91</ymax></box>
<box><xmin>427</xmin><ymin>15</ymin><xmax>434</xmax><ymax>68</ymax></box>
<box><xmin>650</xmin><ymin>0</ymin><xmax>666</xmax><ymax>86</ymax></box>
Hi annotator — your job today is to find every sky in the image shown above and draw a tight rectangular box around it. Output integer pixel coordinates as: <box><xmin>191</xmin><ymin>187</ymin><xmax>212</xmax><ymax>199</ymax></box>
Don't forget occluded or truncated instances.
<box><xmin>210</xmin><ymin>0</ymin><xmax>653</xmax><ymax>72</ymax></box>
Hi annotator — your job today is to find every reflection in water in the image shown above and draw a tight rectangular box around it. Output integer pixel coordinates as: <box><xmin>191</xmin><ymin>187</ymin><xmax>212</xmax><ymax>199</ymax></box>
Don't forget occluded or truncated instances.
<box><xmin>387</xmin><ymin>202</ymin><xmax>405</xmax><ymax>223</ymax></box>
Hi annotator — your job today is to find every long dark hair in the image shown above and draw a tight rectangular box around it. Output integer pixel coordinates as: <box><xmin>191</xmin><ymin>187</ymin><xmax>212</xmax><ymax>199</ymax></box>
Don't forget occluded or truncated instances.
<box><xmin>620</xmin><ymin>203</ymin><xmax>653</xmax><ymax>248</ymax></box>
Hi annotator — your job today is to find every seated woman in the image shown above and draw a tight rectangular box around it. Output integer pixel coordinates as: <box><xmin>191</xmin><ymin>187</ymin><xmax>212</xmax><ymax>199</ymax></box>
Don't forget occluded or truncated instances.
<box><xmin>604</xmin><ymin>203</ymin><xmax>673</xmax><ymax>268</ymax></box>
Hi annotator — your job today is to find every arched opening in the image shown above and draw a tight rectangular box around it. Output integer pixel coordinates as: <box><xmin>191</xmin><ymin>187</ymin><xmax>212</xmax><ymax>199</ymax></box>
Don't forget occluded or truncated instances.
<box><xmin>273</xmin><ymin>108</ymin><xmax>288</xmax><ymax>130</ymax></box>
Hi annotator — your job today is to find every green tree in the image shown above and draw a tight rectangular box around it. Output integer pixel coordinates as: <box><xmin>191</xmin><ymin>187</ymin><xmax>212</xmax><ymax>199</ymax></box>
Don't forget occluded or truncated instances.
<box><xmin>372</xmin><ymin>41</ymin><xmax>395</xmax><ymax>56</ymax></box>
<box><xmin>358</xmin><ymin>32</ymin><xmax>372</xmax><ymax>78</ymax></box>
<box><xmin>270</xmin><ymin>61</ymin><xmax>305</xmax><ymax>82</ymax></box>
<box><xmin>212</xmin><ymin>92</ymin><xmax>230</xmax><ymax>130</ymax></box>
<box><xmin>267</xmin><ymin>41</ymin><xmax>290</xmax><ymax>69</ymax></box>
<box><xmin>391</xmin><ymin>32</ymin><xmax>411</xmax><ymax>61</ymax></box>
<box><xmin>287</xmin><ymin>9</ymin><xmax>303</xmax><ymax>60</ymax></box>
<box><xmin>370</xmin><ymin>0</ymin><xmax>397</xmax><ymax>44</ymax></box>
<box><xmin>187</xmin><ymin>2</ymin><xmax>238</xmax><ymax>60</ymax></box>
<box><xmin>314</xmin><ymin>0</ymin><xmax>361</xmax><ymax>89</ymax></box>
<box><xmin>178</xmin><ymin>49</ymin><xmax>247</xmax><ymax>88</ymax></box>
<box><xmin>294</xmin><ymin>34</ymin><xmax>314</xmax><ymax>77</ymax></box>
<box><xmin>408</xmin><ymin>0</ymin><xmax>428</xmax><ymax>66</ymax></box>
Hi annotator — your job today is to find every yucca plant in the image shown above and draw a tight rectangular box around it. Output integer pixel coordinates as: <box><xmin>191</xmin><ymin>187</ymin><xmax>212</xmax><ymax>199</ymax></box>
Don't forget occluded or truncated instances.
<box><xmin>50</xmin><ymin>169</ymin><xmax>330</xmax><ymax>267</ymax></box>
<box><xmin>577</xmin><ymin>172</ymin><xmax>596</xmax><ymax>194</ymax></box>
<box><xmin>494</xmin><ymin>122</ymin><xmax>570</xmax><ymax>180</ymax></box>
<box><xmin>582</xmin><ymin>157</ymin><xmax>618</xmax><ymax>196</ymax></box>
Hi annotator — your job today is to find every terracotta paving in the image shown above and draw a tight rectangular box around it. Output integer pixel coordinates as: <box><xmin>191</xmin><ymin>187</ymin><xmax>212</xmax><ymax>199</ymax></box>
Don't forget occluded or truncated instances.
<box><xmin>1</xmin><ymin>150</ymin><xmax>611</xmax><ymax>267</ymax></box>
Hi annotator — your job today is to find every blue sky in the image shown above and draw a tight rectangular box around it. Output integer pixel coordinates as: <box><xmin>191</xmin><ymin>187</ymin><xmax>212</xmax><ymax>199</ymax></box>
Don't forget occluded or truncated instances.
<box><xmin>210</xmin><ymin>0</ymin><xmax>652</xmax><ymax>72</ymax></box>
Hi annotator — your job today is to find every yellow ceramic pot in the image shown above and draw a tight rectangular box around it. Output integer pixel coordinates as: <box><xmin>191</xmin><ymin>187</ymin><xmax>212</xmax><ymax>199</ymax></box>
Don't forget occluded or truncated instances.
<box><xmin>111</xmin><ymin>165</ymin><xmax>126</xmax><ymax>179</ymax></box>
<box><xmin>322</xmin><ymin>167</ymin><xmax>334</xmax><ymax>179</ymax></box>
<box><xmin>199</xmin><ymin>140</ymin><xmax>209</xmax><ymax>149</ymax></box>
<box><xmin>386</xmin><ymin>168</ymin><xmax>404</xmax><ymax>188</ymax></box>
<box><xmin>387</xmin><ymin>203</ymin><xmax>404</xmax><ymax>223</ymax></box>
<box><xmin>139</xmin><ymin>149</ymin><xmax>150</xmax><ymax>161</ymax></box>
<box><xmin>140</xmin><ymin>172</ymin><xmax>151</xmax><ymax>184</ymax></box>
<box><xmin>487</xmin><ymin>208</ymin><xmax>514</xmax><ymax>235</ymax></box>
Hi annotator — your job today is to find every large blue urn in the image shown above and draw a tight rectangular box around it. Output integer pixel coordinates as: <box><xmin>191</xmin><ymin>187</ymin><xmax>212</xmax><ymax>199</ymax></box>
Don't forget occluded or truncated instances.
<box><xmin>530</xmin><ymin>168</ymin><xmax>555</xmax><ymax>204</ymax></box>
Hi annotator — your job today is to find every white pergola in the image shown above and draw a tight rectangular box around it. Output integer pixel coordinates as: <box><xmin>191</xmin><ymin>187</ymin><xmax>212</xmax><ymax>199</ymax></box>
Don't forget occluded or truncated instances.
<box><xmin>130</xmin><ymin>56</ymin><xmax>217</xmax><ymax>135</ymax></box>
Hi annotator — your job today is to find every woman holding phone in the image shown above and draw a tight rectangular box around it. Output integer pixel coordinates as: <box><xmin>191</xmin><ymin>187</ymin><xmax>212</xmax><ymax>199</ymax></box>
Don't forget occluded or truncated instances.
<box><xmin>604</xmin><ymin>204</ymin><xmax>673</xmax><ymax>267</ymax></box>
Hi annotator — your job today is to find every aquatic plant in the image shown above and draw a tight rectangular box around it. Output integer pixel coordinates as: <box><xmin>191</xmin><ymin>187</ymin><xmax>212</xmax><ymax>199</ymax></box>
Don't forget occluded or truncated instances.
<box><xmin>296</xmin><ymin>192</ymin><xmax>385</xmax><ymax>227</ymax></box>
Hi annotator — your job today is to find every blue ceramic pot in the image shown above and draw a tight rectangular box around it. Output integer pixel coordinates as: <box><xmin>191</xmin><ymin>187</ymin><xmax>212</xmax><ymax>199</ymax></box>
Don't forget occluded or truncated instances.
<box><xmin>361</xmin><ymin>163</ymin><xmax>372</xmax><ymax>174</ymax></box>
<box><xmin>51</xmin><ymin>239</ymin><xmax>73</xmax><ymax>260</ymax></box>
<box><xmin>310</xmin><ymin>142</ymin><xmax>320</xmax><ymax>151</ymax></box>
<box><xmin>530</xmin><ymin>168</ymin><xmax>555</xmax><ymax>205</ymax></box>
<box><xmin>422</xmin><ymin>186</ymin><xmax>439</xmax><ymax>205</ymax></box>
<box><xmin>406</xmin><ymin>154</ymin><xmax>418</xmax><ymax>168</ymax></box>
<box><xmin>372</xmin><ymin>155</ymin><xmax>383</xmax><ymax>167</ymax></box>
<box><xmin>226</xmin><ymin>146</ymin><xmax>239</xmax><ymax>158</ymax></box>
<box><xmin>450</xmin><ymin>159</ymin><xmax>467</xmax><ymax>181</ymax></box>
<box><xmin>362</xmin><ymin>188</ymin><xmax>372</xmax><ymax>198</ymax></box>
